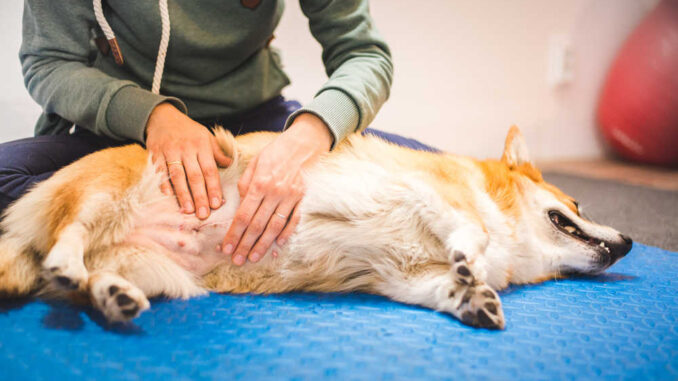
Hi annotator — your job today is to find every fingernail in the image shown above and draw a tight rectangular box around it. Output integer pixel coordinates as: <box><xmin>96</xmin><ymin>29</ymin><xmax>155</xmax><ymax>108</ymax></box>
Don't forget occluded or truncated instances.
<box><xmin>183</xmin><ymin>203</ymin><xmax>194</xmax><ymax>214</ymax></box>
<box><xmin>233</xmin><ymin>255</ymin><xmax>245</xmax><ymax>265</ymax></box>
<box><xmin>211</xmin><ymin>197</ymin><xmax>221</xmax><ymax>209</ymax></box>
<box><xmin>250</xmin><ymin>252</ymin><xmax>260</xmax><ymax>262</ymax></box>
<box><xmin>198</xmin><ymin>207</ymin><xmax>208</xmax><ymax>219</ymax></box>
<box><xmin>223</xmin><ymin>244</ymin><xmax>233</xmax><ymax>255</ymax></box>
<box><xmin>272</xmin><ymin>251</ymin><xmax>278</xmax><ymax>258</ymax></box>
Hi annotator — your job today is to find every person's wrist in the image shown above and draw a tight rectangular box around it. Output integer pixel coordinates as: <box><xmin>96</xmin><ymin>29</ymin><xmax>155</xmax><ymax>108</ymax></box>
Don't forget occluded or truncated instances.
<box><xmin>288</xmin><ymin>113</ymin><xmax>333</xmax><ymax>152</ymax></box>
<box><xmin>145</xmin><ymin>102</ymin><xmax>176</xmax><ymax>139</ymax></box>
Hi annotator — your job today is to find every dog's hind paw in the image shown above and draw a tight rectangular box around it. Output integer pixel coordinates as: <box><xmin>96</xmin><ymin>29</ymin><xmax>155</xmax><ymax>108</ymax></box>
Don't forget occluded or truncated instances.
<box><xmin>43</xmin><ymin>258</ymin><xmax>89</xmax><ymax>291</ymax></box>
<box><xmin>89</xmin><ymin>272</ymin><xmax>150</xmax><ymax>323</ymax></box>
<box><xmin>449</xmin><ymin>254</ymin><xmax>505</xmax><ymax>329</ymax></box>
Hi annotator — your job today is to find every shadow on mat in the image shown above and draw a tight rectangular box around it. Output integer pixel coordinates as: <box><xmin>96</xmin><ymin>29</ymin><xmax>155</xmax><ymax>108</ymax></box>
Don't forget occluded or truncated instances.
<box><xmin>39</xmin><ymin>301</ymin><xmax>146</xmax><ymax>335</ymax></box>
<box><xmin>500</xmin><ymin>272</ymin><xmax>637</xmax><ymax>295</ymax></box>
<box><xmin>243</xmin><ymin>291</ymin><xmax>456</xmax><ymax>316</ymax></box>
<box><xmin>0</xmin><ymin>296</ymin><xmax>33</xmax><ymax>314</ymax></box>
<box><xmin>569</xmin><ymin>272</ymin><xmax>637</xmax><ymax>283</ymax></box>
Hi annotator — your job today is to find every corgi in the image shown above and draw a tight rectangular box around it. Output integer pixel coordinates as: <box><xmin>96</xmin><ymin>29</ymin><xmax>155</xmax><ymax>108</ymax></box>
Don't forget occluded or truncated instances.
<box><xmin>0</xmin><ymin>127</ymin><xmax>632</xmax><ymax>329</ymax></box>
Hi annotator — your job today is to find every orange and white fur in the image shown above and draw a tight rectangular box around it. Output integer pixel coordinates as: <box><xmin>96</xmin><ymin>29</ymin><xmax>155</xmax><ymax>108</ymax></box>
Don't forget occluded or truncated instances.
<box><xmin>0</xmin><ymin>127</ymin><xmax>632</xmax><ymax>329</ymax></box>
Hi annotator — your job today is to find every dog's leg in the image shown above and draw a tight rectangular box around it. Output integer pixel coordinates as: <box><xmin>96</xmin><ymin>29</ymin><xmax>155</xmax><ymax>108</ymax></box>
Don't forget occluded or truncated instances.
<box><xmin>81</xmin><ymin>243</ymin><xmax>205</xmax><ymax>322</ymax></box>
<box><xmin>397</xmin><ymin>179</ymin><xmax>490</xmax><ymax>277</ymax></box>
<box><xmin>376</xmin><ymin>254</ymin><xmax>504</xmax><ymax>329</ymax></box>
<box><xmin>88</xmin><ymin>271</ymin><xmax>150</xmax><ymax>322</ymax></box>
<box><xmin>87</xmin><ymin>242</ymin><xmax>206</xmax><ymax>301</ymax></box>
<box><xmin>443</xmin><ymin>223</ymin><xmax>491</xmax><ymax>282</ymax></box>
<box><xmin>42</xmin><ymin>222</ymin><xmax>90</xmax><ymax>291</ymax></box>
<box><xmin>0</xmin><ymin>235</ymin><xmax>41</xmax><ymax>296</ymax></box>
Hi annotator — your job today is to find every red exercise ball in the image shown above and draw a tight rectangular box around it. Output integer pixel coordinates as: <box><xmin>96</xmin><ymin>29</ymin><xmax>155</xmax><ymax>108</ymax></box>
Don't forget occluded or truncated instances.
<box><xmin>597</xmin><ymin>0</ymin><xmax>678</xmax><ymax>167</ymax></box>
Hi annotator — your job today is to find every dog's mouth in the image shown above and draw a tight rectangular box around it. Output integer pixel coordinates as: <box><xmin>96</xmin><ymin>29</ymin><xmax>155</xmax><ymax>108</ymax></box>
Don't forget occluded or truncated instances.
<box><xmin>548</xmin><ymin>210</ymin><xmax>611</xmax><ymax>254</ymax></box>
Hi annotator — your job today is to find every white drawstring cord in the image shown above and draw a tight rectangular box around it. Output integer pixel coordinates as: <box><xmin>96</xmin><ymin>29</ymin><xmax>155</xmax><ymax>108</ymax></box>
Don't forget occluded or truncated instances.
<box><xmin>93</xmin><ymin>0</ymin><xmax>171</xmax><ymax>95</ymax></box>
<box><xmin>152</xmin><ymin>0</ymin><xmax>170</xmax><ymax>95</ymax></box>
<box><xmin>92</xmin><ymin>0</ymin><xmax>115</xmax><ymax>40</ymax></box>
<box><xmin>93</xmin><ymin>0</ymin><xmax>124</xmax><ymax>65</ymax></box>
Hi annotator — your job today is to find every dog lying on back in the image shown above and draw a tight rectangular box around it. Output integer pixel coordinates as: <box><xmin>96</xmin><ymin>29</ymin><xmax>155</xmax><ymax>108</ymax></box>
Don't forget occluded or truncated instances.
<box><xmin>0</xmin><ymin>127</ymin><xmax>632</xmax><ymax>329</ymax></box>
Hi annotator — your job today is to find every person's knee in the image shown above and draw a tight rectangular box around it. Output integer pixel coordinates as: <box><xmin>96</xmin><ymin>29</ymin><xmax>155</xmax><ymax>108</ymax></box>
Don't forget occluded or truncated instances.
<box><xmin>0</xmin><ymin>137</ymin><xmax>62</xmax><ymax>212</ymax></box>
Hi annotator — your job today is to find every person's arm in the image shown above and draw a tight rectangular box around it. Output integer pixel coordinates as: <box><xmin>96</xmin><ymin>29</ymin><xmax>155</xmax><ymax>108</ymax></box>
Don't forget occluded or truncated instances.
<box><xmin>285</xmin><ymin>0</ymin><xmax>394</xmax><ymax>147</ymax></box>
<box><xmin>21</xmin><ymin>0</ymin><xmax>228</xmax><ymax>219</ymax></box>
<box><xmin>222</xmin><ymin>0</ymin><xmax>393</xmax><ymax>265</ymax></box>
<box><xmin>20</xmin><ymin>0</ymin><xmax>185</xmax><ymax>143</ymax></box>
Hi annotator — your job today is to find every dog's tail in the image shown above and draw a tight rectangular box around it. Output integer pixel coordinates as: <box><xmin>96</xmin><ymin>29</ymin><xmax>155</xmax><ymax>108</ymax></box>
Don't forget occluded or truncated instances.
<box><xmin>0</xmin><ymin>234</ymin><xmax>40</xmax><ymax>297</ymax></box>
<box><xmin>213</xmin><ymin>126</ymin><xmax>242</xmax><ymax>179</ymax></box>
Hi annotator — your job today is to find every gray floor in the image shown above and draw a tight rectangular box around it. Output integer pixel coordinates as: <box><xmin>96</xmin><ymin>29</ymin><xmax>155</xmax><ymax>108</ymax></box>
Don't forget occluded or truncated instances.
<box><xmin>544</xmin><ymin>173</ymin><xmax>678</xmax><ymax>252</ymax></box>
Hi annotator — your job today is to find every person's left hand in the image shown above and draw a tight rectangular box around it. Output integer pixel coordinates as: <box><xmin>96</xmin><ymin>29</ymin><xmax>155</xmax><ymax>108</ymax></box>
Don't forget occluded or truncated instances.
<box><xmin>221</xmin><ymin>113</ymin><xmax>333</xmax><ymax>265</ymax></box>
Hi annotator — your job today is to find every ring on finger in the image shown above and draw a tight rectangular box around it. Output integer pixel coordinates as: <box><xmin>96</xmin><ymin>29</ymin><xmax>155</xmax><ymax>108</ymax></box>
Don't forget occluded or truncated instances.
<box><xmin>166</xmin><ymin>160</ymin><xmax>183</xmax><ymax>166</ymax></box>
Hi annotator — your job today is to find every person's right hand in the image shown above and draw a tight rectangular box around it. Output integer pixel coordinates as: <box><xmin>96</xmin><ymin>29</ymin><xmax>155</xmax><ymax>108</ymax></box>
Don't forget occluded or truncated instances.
<box><xmin>145</xmin><ymin>103</ymin><xmax>231</xmax><ymax>219</ymax></box>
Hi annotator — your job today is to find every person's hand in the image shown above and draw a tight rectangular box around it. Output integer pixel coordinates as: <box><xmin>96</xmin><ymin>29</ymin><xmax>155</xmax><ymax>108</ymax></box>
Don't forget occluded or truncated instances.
<box><xmin>146</xmin><ymin>103</ymin><xmax>231</xmax><ymax>219</ymax></box>
<box><xmin>222</xmin><ymin>113</ymin><xmax>333</xmax><ymax>265</ymax></box>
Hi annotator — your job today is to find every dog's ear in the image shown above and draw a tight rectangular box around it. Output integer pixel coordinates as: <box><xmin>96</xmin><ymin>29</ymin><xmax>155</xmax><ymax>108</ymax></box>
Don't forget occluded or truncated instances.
<box><xmin>501</xmin><ymin>126</ymin><xmax>530</xmax><ymax>167</ymax></box>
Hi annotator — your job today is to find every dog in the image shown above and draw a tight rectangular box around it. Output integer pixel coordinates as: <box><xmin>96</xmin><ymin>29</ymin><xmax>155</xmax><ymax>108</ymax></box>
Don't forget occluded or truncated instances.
<box><xmin>0</xmin><ymin>126</ymin><xmax>632</xmax><ymax>329</ymax></box>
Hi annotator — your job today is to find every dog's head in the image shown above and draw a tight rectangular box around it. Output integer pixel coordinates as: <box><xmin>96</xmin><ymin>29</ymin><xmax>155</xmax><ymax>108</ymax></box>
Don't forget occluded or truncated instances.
<box><xmin>488</xmin><ymin>127</ymin><xmax>632</xmax><ymax>280</ymax></box>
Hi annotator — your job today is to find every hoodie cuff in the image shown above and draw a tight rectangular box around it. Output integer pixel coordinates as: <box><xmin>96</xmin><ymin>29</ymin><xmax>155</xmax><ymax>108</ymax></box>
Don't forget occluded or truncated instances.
<box><xmin>106</xmin><ymin>85</ymin><xmax>187</xmax><ymax>143</ymax></box>
<box><xmin>284</xmin><ymin>88</ymin><xmax>360</xmax><ymax>150</ymax></box>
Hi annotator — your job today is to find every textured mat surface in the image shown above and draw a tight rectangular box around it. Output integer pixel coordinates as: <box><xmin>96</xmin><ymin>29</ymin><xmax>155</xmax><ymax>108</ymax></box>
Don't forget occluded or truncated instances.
<box><xmin>0</xmin><ymin>243</ymin><xmax>676</xmax><ymax>380</ymax></box>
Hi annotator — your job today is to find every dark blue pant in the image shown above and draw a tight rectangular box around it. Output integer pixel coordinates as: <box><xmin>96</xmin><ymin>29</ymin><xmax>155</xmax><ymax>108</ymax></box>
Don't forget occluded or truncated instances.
<box><xmin>0</xmin><ymin>96</ymin><xmax>436</xmax><ymax>215</ymax></box>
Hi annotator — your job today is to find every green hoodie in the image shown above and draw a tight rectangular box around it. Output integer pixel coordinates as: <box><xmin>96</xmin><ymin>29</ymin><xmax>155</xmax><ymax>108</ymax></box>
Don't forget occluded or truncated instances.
<box><xmin>20</xmin><ymin>0</ymin><xmax>393</xmax><ymax>148</ymax></box>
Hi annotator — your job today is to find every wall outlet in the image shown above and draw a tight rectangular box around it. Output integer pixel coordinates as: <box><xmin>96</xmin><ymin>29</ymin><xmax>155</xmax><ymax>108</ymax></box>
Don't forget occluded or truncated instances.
<box><xmin>547</xmin><ymin>34</ymin><xmax>575</xmax><ymax>87</ymax></box>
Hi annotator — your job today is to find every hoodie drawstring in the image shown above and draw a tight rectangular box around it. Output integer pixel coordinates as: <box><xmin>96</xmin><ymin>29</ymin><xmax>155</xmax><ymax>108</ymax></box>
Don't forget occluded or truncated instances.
<box><xmin>92</xmin><ymin>0</ymin><xmax>123</xmax><ymax>66</ymax></box>
<box><xmin>93</xmin><ymin>0</ymin><xmax>170</xmax><ymax>95</ymax></box>
<box><xmin>152</xmin><ymin>0</ymin><xmax>171</xmax><ymax>95</ymax></box>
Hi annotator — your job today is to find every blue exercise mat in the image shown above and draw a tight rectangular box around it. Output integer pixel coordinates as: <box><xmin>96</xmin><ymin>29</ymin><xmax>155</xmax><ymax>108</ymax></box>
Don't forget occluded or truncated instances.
<box><xmin>0</xmin><ymin>243</ymin><xmax>676</xmax><ymax>380</ymax></box>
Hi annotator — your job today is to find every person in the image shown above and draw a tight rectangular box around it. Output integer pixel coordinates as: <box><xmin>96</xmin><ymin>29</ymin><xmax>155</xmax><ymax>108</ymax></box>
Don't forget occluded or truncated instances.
<box><xmin>0</xmin><ymin>0</ymin><xmax>393</xmax><ymax>266</ymax></box>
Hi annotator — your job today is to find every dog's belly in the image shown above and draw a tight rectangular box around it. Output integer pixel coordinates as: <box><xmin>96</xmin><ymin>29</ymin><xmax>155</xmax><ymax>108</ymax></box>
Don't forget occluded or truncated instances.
<box><xmin>124</xmin><ymin>194</ymin><xmax>238</xmax><ymax>275</ymax></box>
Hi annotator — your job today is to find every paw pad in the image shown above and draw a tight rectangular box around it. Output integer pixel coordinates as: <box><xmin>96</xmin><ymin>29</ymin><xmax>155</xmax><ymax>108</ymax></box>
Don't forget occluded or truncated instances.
<box><xmin>91</xmin><ymin>275</ymin><xmax>150</xmax><ymax>323</ymax></box>
<box><xmin>452</xmin><ymin>256</ymin><xmax>475</xmax><ymax>286</ymax></box>
<box><xmin>55</xmin><ymin>275</ymin><xmax>79</xmax><ymax>289</ymax></box>
<box><xmin>115</xmin><ymin>293</ymin><xmax>134</xmax><ymax>307</ymax></box>
<box><xmin>121</xmin><ymin>305</ymin><xmax>140</xmax><ymax>318</ymax></box>
<box><xmin>108</xmin><ymin>288</ymin><xmax>144</xmax><ymax>319</ymax></box>
<box><xmin>456</xmin><ymin>265</ymin><xmax>471</xmax><ymax>276</ymax></box>
<box><xmin>42</xmin><ymin>261</ymin><xmax>88</xmax><ymax>292</ymax></box>
<box><xmin>108</xmin><ymin>285</ymin><xmax>120</xmax><ymax>296</ymax></box>
<box><xmin>453</xmin><ymin>251</ymin><xmax>466</xmax><ymax>262</ymax></box>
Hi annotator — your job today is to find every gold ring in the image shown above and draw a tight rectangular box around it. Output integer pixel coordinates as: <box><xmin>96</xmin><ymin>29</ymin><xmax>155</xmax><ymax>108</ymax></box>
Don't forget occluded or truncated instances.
<box><xmin>166</xmin><ymin>160</ymin><xmax>183</xmax><ymax>166</ymax></box>
<box><xmin>275</xmin><ymin>212</ymin><xmax>287</xmax><ymax>219</ymax></box>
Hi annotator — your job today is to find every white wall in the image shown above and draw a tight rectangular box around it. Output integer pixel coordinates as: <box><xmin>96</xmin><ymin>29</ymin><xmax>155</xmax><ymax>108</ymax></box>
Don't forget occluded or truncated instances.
<box><xmin>276</xmin><ymin>0</ymin><xmax>657</xmax><ymax>160</ymax></box>
<box><xmin>0</xmin><ymin>1</ymin><xmax>41</xmax><ymax>142</ymax></box>
<box><xmin>0</xmin><ymin>0</ymin><xmax>657</xmax><ymax>161</ymax></box>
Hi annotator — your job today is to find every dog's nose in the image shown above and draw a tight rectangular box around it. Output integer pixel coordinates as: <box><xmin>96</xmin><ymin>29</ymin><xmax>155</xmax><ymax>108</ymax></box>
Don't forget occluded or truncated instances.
<box><xmin>609</xmin><ymin>234</ymin><xmax>633</xmax><ymax>261</ymax></box>
<box><xmin>620</xmin><ymin>234</ymin><xmax>632</xmax><ymax>245</ymax></box>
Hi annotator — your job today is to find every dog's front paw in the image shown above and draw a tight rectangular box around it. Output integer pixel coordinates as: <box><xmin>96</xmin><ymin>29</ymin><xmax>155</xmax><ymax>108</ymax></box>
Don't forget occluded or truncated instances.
<box><xmin>449</xmin><ymin>254</ymin><xmax>504</xmax><ymax>329</ymax></box>
<box><xmin>446</xmin><ymin>225</ymin><xmax>489</xmax><ymax>262</ymax></box>
<box><xmin>457</xmin><ymin>283</ymin><xmax>504</xmax><ymax>329</ymax></box>
<box><xmin>89</xmin><ymin>273</ymin><xmax>150</xmax><ymax>323</ymax></box>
